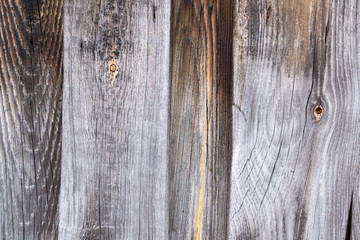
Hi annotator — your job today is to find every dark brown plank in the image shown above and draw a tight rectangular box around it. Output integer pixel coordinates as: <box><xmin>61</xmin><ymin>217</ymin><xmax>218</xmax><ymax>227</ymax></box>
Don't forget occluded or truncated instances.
<box><xmin>0</xmin><ymin>0</ymin><xmax>63</xmax><ymax>239</ymax></box>
<box><xmin>60</xmin><ymin>0</ymin><xmax>170</xmax><ymax>239</ymax></box>
<box><xmin>230</xmin><ymin>0</ymin><xmax>360</xmax><ymax>239</ymax></box>
<box><xmin>168</xmin><ymin>1</ymin><xmax>233</xmax><ymax>239</ymax></box>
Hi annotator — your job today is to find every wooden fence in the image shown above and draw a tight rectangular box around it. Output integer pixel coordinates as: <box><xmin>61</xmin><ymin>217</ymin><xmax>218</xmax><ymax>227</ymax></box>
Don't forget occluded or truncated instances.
<box><xmin>0</xmin><ymin>0</ymin><xmax>359</xmax><ymax>239</ymax></box>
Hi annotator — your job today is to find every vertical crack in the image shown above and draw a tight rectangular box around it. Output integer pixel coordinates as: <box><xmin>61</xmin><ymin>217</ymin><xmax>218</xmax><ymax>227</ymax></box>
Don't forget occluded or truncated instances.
<box><xmin>345</xmin><ymin>192</ymin><xmax>353</xmax><ymax>240</ymax></box>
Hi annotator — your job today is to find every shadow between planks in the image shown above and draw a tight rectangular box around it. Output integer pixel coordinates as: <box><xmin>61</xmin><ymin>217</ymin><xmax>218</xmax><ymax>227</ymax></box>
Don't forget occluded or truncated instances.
<box><xmin>1</xmin><ymin>0</ymin><xmax>360</xmax><ymax>239</ymax></box>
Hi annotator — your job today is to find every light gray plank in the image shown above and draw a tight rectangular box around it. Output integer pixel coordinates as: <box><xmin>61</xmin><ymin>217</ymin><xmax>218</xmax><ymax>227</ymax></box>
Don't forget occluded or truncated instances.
<box><xmin>230</xmin><ymin>0</ymin><xmax>360</xmax><ymax>239</ymax></box>
<box><xmin>60</xmin><ymin>0</ymin><xmax>170</xmax><ymax>239</ymax></box>
<box><xmin>0</xmin><ymin>0</ymin><xmax>63</xmax><ymax>239</ymax></box>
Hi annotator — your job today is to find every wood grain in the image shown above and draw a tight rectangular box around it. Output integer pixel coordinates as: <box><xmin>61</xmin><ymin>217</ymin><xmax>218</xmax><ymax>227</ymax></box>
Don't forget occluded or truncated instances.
<box><xmin>60</xmin><ymin>0</ymin><xmax>170</xmax><ymax>239</ymax></box>
<box><xmin>0</xmin><ymin>0</ymin><xmax>63</xmax><ymax>239</ymax></box>
<box><xmin>168</xmin><ymin>0</ymin><xmax>233</xmax><ymax>239</ymax></box>
<box><xmin>230</xmin><ymin>0</ymin><xmax>360</xmax><ymax>239</ymax></box>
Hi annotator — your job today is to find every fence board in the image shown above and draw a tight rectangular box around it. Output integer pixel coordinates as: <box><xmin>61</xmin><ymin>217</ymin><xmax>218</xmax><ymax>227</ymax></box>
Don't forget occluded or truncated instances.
<box><xmin>229</xmin><ymin>0</ymin><xmax>360</xmax><ymax>239</ymax></box>
<box><xmin>0</xmin><ymin>0</ymin><xmax>63</xmax><ymax>238</ymax></box>
<box><xmin>168</xmin><ymin>1</ymin><xmax>233</xmax><ymax>239</ymax></box>
<box><xmin>60</xmin><ymin>0</ymin><xmax>170</xmax><ymax>239</ymax></box>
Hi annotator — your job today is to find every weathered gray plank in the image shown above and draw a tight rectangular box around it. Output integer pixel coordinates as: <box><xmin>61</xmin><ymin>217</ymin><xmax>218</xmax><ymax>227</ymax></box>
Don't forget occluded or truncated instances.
<box><xmin>168</xmin><ymin>1</ymin><xmax>233</xmax><ymax>239</ymax></box>
<box><xmin>230</xmin><ymin>0</ymin><xmax>360</xmax><ymax>239</ymax></box>
<box><xmin>60</xmin><ymin>0</ymin><xmax>170</xmax><ymax>239</ymax></box>
<box><xmin>0</xmin><ymin>0</ymin><xmax>63</xmax><ymax>239</ymax></box>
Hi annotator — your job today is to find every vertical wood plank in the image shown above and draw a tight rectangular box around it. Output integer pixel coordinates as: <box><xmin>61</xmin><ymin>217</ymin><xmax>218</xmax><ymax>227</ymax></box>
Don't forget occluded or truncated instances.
<box><xmin>0</xmin><ymin>0</ymin><xmax>63</xmax><ymax>239</ymax></box>
<box><xmin>60</xmin><ymin>0</ymin><xmax>170</xmax><ymax>239</ymax></box>
<box><xmin>168</xmin><ymin>1</ymin><xmax>233</xmax><ymax>239</ymax></box>
<box><xmin>230</xmin><ymin>0</ymin><xmax>360</xmax><ymax>238</ymax></box>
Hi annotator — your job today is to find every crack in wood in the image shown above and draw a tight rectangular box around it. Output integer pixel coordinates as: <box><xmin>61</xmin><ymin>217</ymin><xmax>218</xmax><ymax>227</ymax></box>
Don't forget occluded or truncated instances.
<box><xmin>345</xmin><ymin>192</ymin><xmax>353</xmax><ymax>240</ymax></box>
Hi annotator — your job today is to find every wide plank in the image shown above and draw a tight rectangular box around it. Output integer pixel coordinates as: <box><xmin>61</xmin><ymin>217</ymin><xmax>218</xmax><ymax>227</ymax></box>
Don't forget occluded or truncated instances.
<box><xmin>229</xmin><ymin>0</ymin><xmax>360</xmax><ymax>239</ymax></box>
<box><xmin>60</xmin><ymin>0</ymin><xmax>170</xmax><ymax>239</ymax></box>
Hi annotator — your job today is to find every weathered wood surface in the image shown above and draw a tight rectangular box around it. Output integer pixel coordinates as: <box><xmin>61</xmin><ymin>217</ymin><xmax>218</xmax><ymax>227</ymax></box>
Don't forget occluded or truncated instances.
<box><xmin>168</xmin><ymin>0</ymin><xmax>233</xmax><ymax>239</ymax></box>
<box><xmin>1</xmin><ymin>0</ymin><xmax>360</xmax><ymax>239</ymax></box>
<box><xmin>60</xmin><ymin>0</ymin><xmax>170</xmax><ymax>239</ymax></box>
<box><xmin>230</xmin><ymin>0</ymin><xmax>360</xmax><ymax>239</ymax></box>
<box><xmin>0</xmin><ymin>0</ymin><xmax>63</xmax><ymax>239</ymax></box>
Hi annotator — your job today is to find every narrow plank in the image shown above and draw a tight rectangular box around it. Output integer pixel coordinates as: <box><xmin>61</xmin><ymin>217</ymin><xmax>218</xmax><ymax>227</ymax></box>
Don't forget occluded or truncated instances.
<box><xmin>230</xmin><ymin>0</ymin><xmax>360</xmax><ymax>239</ymax></box>
<box><xmin>0</xmin><ymin>0</ymin><xmax>63</xmax><ymax>239</ymax></box>
<box><xmin>168</xmin><ymin>1</ymin><xmax>233</xmax><ymax>239</ymax></box>
<box><xmin>60</xmin><ymin>0</ymin><xmax>170</xmax><ymax>239</ymax></box>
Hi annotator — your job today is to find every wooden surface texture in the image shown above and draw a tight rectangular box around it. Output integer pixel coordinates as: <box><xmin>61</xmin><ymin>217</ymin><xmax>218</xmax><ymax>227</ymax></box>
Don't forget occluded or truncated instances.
<box><xmin>60</xmin><ymin>0</ymin><xmax>170</xmax><ymax>239</ymax></box>
<box><xmin>0</xmin><ymin>0</ymin><xmax>359</xmax><ymax>239</ymax></box>
<box><xmin>229</xmin><ymin>0</ymin><xmax>360</xmax><ymax>239</ymax></box>
<box><xmin>168</xmin><ymin>0</ymin><xmax>233</xmax><ymax>239</ymax></box>
<box><xmin>0</xmin><ymin>0</ymin><xmax>63</xmax><ymax>238</ymax></box>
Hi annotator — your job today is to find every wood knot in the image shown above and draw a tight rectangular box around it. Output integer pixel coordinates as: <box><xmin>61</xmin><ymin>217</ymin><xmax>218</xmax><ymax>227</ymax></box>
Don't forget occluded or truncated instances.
<box><xmin>109</xmin><ymin>60</ymin><xmax>118</xmax><ymax>85</ymax></box>
<box><xmin>110</xmin><ymin>63</ymin><xmax>117</xmax><ymax>73</ymax></box>
<box><xmin>314</xmin><ymin>105</ymin><xmax>323</xmax><ymax>123</ymax></box>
